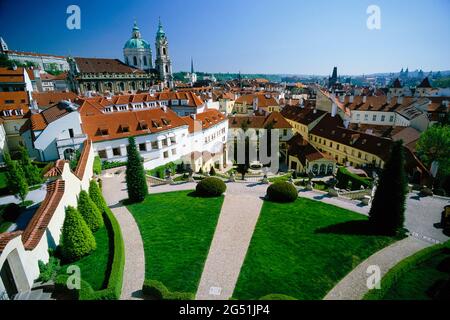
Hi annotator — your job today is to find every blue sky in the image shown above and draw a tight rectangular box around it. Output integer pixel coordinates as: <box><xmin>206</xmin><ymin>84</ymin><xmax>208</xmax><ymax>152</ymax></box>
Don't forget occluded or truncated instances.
<box><xmin>1</xmin><ymin>0</ymin><xmax>449</xmax><ymax>75</ymax></box>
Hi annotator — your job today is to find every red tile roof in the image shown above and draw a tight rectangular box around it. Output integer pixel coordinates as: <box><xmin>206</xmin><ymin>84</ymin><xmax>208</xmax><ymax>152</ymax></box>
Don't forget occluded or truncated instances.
<box><xmin>181</xmin><ymin>109</ymin><xmax>227</xmax><ymax>133</ymax></box>
<box><xmin>81</xmin><ymin>107</ymin><xmax>188</xmax><ymax>142</ymax></box>
<box><xmin>74</xmin><ymin>57</ymin><xmax>145</xmax><ymax>74</ymax></box>
<box><xmin>229</xmin><ymin>111</ymin><xmax>292</xmax><ymax>129</ymax></box>
<box><xmin>22</xmin><ymin>179</ymin><xmax>65</xmax><ymax>250</ymax></box>
<box><xmin>0</xmin><ymin>231</ymin><xmax>23</xmax><ymax>253</ymax></box>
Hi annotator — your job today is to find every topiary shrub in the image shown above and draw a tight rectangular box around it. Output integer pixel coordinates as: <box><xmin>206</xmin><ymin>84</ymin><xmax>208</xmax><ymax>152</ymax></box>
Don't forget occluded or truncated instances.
<box><xmin>89</xmin><ymin>180</ymin><xmax>108</xmax><ymax>213</ymax></box>
<box><xmin>266</xmin><ymin>181</ymin><xmax>298</xmax><ymax>203</ymax></box>
<box><xmin>142</xmin><ymin>280</ymin><xmax>169</xmax><ymax>300</ymax></box>
<box><xmin>93</xmin><ymin>156</ymin><xmax>102</xmax><ymax>175</ymax></box>
<box><xmin>259</xmin><ymin>294</ymin><xmax>297</xmax><ymax>300</ymax></box>
<box><xmin>77</xmin><ymin>190</ymin><xmax>104</xmax><ymax>232</ymax></box>
<box><xmin>142</xmin><ymin>279</ymin><xmax>194</xmax><ymax>300</ymax></box>
<box><xmin>209</xmin><ymin>166</ymin><xmax>216</xmax><ymax>176</ymax></box>
<box><xmin>60</xmin><ymin>206</ymin><xmax>96</xmax><ymax>262</ymax></box>
<box><xmin>196</xmin><ymin>177</ymin><xmax>226</xmax><ymax>197</ymax></box>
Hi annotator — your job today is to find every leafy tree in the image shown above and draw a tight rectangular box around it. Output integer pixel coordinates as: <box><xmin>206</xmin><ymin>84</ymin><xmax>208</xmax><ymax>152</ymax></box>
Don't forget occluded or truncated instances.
<box><xmin>89</xmin><ymin>180</ymin><xmax>108</xmax><ymax>213</ymax></box>
<box><xmin>18</xmin><ymin>146</ymin><xmax>42</xmax><ymax>185</ymax></box>
<box><xmin>3</xmin><ymin>151</ymin><xmax>28</xmax><ymax>202</ymax></box>
<box><xmin>369</xmin><ymin>141</ymin><xmax>407</xmax><ymax>235</ymax></box>
<box><xmin>0</xmin><ymin>54</ymin><xmax>14</xmax><ymax>68</ymax></box>
<box><xmin>60</xmin><ymin>206</ymin><xmax>96</xmax><ymax>262</ymax></box>
<box><xmin>77</xmin><ymin>190</ymin><xmax>103</xmax><ymax>232</ymax></box>
<box><xmin>416</xmin><ymin>125</ymin><xmax>450</xmax><ymax>179</ymax></box>
<box><xmin>125</xmin><ymin>137</ymin><xmax>148</xmax><ymax>203</ymax></box>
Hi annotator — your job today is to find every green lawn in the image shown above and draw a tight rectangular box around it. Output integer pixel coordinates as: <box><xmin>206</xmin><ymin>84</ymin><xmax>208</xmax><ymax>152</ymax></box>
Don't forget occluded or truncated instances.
<box><xmin>127</xmin><ymin>190</ymin><xmax>224</xmax><ymax>293</ymax></box>
<box><xmin>381</xmin><ymin>247</ymin><xmax>450</xmax><ymax>300</ymax></box>
<box><xmin>233</xmin><ymin>198</ymin><xmax>399</xmax><ymax>300</ymax></box>
<box><xmin>61</xmin><ymin>225</ymin><xmax>112</xmax><ymax>291</ymax></box>
<box><xmin>268</xmin><ymin>173</ymin><xmax>292</xmax><ymax>183</ymax></box>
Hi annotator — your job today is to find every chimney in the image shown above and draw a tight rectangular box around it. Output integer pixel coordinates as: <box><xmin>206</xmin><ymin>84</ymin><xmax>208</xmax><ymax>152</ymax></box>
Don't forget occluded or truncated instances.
<box><xmin>331</xmin><ymin>103</ymin><xmax>337</xmax><ymax>117</ymax></box>
<box><xmin>190</xmin><ymin>113</ymin><xmax>196</xmax><ymax>120</ymax></box>
<box><xmin>162</xmin><ymin>105</ymin><xmax>167</xmax><ymax>112</ymax></box>
<box><xmin>253</xmin><ymin>96</ymin><xmax>258</xmax><ymax>111</ymax></box>
<box><xmin>349</xmin><ymin>95</ymin><xmax>354</xmax><ymax>103</ymax></box>
<box><xmin>362</xmin><ymin>96</ymin><xmax>367</xmax><ymax>103</ymax></box>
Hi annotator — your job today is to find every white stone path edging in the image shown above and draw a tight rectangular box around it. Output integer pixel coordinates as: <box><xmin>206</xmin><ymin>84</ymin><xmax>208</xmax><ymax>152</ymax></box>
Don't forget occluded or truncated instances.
<box><xmin>323</xmin><ymin>236</ymin><xmax>432</xmax><ymax>300</ymax></box>
<box><xmin>196</xmin><ymin>187</ymin><xmax>265</xmax><ymax>300</ymax></box>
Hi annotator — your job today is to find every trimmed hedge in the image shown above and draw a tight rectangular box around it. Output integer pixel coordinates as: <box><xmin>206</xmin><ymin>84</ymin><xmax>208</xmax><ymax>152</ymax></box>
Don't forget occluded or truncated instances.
<box><xmin>364</xmin><ymin>242</ymin><xmax>448</xmax><ymax>300</ymax></box>
<box><xmin>259</xmin><ymin>294</ymin><xmax>297</xmax><ymax>300</ymax></box>
<box><xmin>93</xmin><ymin>156</ymin><xmax>102</xmax><ymax>175</ymax></box>
<box><xmin>196</xmin><ymin>177</ymin><xmax>226</xmax><ymax>197</ymax></box>
<box><xmin>55</xmin><ymin>206</ymin><xmax>124</xmax><ymax>300</ymax></box>
<box><xmin>336</xmin><ymin>167</ymin><xmax>372</xmax><ymax>190</ymax></box>
<box><xmin>101</xmin><ymin>160</ymin><xmax>127</xmax><ymax>170</ymax></box>
<box><xmin>266</xmin><ymin>181</ymin><xmax>298</xmax><ymax>203</ymax></box>
<box><xmin>142</xmin><ymin>279</ymin><xmax>194</xmax><ymax>300</ymax></box>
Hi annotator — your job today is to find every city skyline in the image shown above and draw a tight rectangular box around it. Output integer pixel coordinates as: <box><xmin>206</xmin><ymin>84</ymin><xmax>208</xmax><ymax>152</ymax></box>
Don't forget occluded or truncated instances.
<box><xmin>1</xmin><ymin>0</ymin><xmax>450</xmax><ymax>75</ymax></box>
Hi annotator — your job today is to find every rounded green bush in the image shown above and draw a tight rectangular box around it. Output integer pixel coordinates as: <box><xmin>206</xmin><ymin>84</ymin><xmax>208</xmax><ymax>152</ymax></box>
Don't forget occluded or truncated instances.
<box><xmin>259</xmin><ymin>294</ymin><xmax>297</xmax><ymax>300</ymax></box>
<box><xmin>266</xmin><ymin>181</ymin><xmax>298</xmax><ymax>203</ymax></box>
<box><xmin>196</xmin><ymin>177</ymin><xmax>226</xmax><ymax>197</ymax></box>
<box><xmin>142</xmin><ymin>280</ymin><xmax>168</xmax><ymax>300</ymax></box>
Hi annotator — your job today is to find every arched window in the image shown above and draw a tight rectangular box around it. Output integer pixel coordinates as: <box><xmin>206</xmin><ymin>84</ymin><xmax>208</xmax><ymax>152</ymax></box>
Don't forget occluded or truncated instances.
<box><xmin>143</xmin><ymin>56</ymin><xmax>147</xmax><ymax>66</ymax></box>
<box><xmin>163</xmin><ymin>47</ymin><xmax>166</xmax><ymax>55</ymax></box>
<box><xmin>125</xmin><ymin>57</ymin><xmax>129</xmax><ymax>65</ymax></box>
<box><xmin>165</xmin><ymin>65</ymin><xmax>169</xmax><ymax>73</ymax></box>
<box><xmin>133</xmin><ymin>56</ymin><xmax>137</xmax><ymax>65</ymax></box>
<box><xmin>120</xmin><ymin>82</ymin><xmax>125</xmax><ymax>91</ymax></box>
<box><xmin>131</xmin><ymin>82</ymin><xmax>136</xmax><ymax>91</ymax></box>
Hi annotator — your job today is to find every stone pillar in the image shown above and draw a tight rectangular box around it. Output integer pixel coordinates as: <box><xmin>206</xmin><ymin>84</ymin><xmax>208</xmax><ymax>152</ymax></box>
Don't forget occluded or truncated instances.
<box><xmin>106</xmin><ymin>147</ymin><xmax>114</xmax><ymax>159</ymax></box>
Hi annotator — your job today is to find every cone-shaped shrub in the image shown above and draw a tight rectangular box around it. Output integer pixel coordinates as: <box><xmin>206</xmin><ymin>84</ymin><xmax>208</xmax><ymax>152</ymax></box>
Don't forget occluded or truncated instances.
<box><xmin>60</xmin><ymin>206</ymin><xmax>96</xmax><ymax>262</ymax></box>
<box><xmin>369</xmin><ymin>141</ymin><xmax>407</xmax><ymax>235</ymax></box>
<box><xmin>126</xmin><ymin>137</ymin><xmax>148</xmax><ymax>203</ymax></box>
<box><xmin>89</xmin><ymin>180</ymin><xmax>107</xmax><ymax>213</ymax></box>
<box><xmin>78</xmin><ymin>190</ymin><xmax>103</xmax><ymax>232</ymax></box>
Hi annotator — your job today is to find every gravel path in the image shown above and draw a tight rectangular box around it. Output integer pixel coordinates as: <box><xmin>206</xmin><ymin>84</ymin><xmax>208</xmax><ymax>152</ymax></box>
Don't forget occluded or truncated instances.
<box><xmin>323</xmin><ymin>236</ymin><xmax>432</xmax><ymax>300</ymax></box>
<box><xmin>101</xmin><ymin>171</ymin><xmax>145</xmax><ymax>300</ymax></box>
<box><xmin>196</xmin><ymin>183</ymin><xmax>266</xmax><ymax>300</ymax></box>
<box><xmin>111</xmin><ymin>205</ymin><xmax>146</xmax><ymax>300</ymax></box>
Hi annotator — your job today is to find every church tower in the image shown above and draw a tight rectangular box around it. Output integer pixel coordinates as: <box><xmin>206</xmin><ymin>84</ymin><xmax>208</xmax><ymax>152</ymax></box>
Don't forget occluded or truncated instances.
<box><xmin>155</xmin><ymin>19</ymin><xmax>173</xmax><ymax>89</ymax></box>
<box><xmin>123</xmin><ymin>21</ymin><xmax>152</xmax><ymax>71</ymax></box>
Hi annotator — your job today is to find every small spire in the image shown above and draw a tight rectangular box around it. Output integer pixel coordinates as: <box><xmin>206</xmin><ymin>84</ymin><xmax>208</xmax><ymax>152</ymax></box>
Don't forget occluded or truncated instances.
<box><xmin>191</xmin><ymin>57</ymin><xmax>194</xmax><ymax>74</ymax></box>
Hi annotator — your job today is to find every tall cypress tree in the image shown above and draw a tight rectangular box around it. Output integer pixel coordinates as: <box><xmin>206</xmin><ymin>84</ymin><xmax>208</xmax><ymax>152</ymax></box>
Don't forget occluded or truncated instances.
<box><xmin>3</xmin><ymin>151</ymin><xmax>29</xmax><ymax>202</ymax></box>
<box><xmin>89</xmin><ymin>180</ymin><xmax>108</xmax><ymax>213</ymax></box>
<box><xmin>369</xmin><ymin>141</ymin><xmax>407</xmax><ymax>235</ymax></box>
<box><xmin>125</xmin><ymin>137</ymin><xmax>148</xmax><ymax>203</ymax></box>
<box><xmin>18</xmin><ymin>146</ymin><xmax>42</xmax><ymax>186</ymax></box>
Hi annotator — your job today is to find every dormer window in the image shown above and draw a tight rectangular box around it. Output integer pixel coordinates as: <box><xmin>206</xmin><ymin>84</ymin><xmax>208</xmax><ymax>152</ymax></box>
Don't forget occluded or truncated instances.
<box><xmin>139</xmin><ymin>120</ymin><xmax>148</xmax><ymax>130</ymax></box>
<box><xmin>97</xmin><ymin>127</ymin><xmax>109</xmax><ymax>136</ymax></box>
<box><xmin>161</xmin><ymin>118</ymin><xmax>171</xmax><ymax>126</ymax></box>
<box><xmin>171</xmin><ymin>99</ymin><xmax>179</xmax><ymax>105</ymax></box>
<box><xmin>151</xmin><ymin>120</ymin><xmax>161</xmax><ymax>128</ymax></box>
<box><xmin>119</xmin><ymin>124</ymin><xmax>130</xmax><ymax>133</ymax></box>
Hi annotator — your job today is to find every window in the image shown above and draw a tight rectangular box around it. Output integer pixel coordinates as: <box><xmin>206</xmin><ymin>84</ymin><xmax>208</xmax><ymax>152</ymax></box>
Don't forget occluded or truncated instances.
<box><xmin>170</xmin><ymin>136</ymin><xmax>176</xmax><ymax>144</ymax></box>
<box><xmin>162</xmin><ymin>139</ymin><xmax>168</xmax><ymax>147</ymax></box>
<box><xmin>389</xmin><ymin>115</ymin><xmax>394</xmax><ymax>122</ymax></box>
<box><xmin>358</xmin><ymin>152</ymin><xmax>362</xmax><ymax>158</ymax></box>
<box><xmin>171</xmin><ymin>148</ymin><xmax>177</xmax><ymax>156</ymax></box>
<box><xmin>139</xmin><ymin>143</ymin><xmax>146</xmax><ymax>152</ymax></box>
<box><xmin>356</xmin><ymin>114</ymin><xmax>361</xmax><ymax>121</ymax></box>
<box><xmin>372</xmin><ymin>115</ymin><xmax>377</xmax><ymax>121</ymax></box>
<box><xmin>283</xmin><ymin>129</ymin><xmax>288</xmax><ymax>136</ymax></box>
<box><xmin>112</xmin><ymin>148</ymin><xmax>121</xmax><ymax>156</ymax></box>
<box><xmin>151</xmin><ymin>141</ymin><xmax>159</xmax><ymax>149</ymax></box>
<box><xmin>329</xmin><ymin>142</ymin><xmax>332</xmax><ymax>147</ymax></box>
<box><xmin>98</xmin><ymin>150</ymin><xmax>107</xmax><ymax>159</ymax></box>
<box><xmin>69</xmin><ymin>128</ymin><xmax>74</xmax><ymax>138</ymax></box>
<box><xmin>143</xmin><ymin>56</ymin><xmax>147</xmax><ymax>66</ymax></box>
<box><xmin>133</xmin><ymin>56</ymin><xmax>137</xmax><ymax>65</ymax></box>
<box><xmin>336</xmin><ymin>144</ymin><xmax>340</xmax><ymax>150</ymax></box>
<box><xmin>364</xmin><ymin>114</ymin><xmax>369</xmax><ymax>121</ymax></box>
<box><xmin>381</xmin><ymin>115</ymin><xmax>385</xmax><ymax>122</ymax></box>
<box><xmin>163</xmin><ymin>151</ymin><xmax>169</xmax><ymax>159</ymax></box>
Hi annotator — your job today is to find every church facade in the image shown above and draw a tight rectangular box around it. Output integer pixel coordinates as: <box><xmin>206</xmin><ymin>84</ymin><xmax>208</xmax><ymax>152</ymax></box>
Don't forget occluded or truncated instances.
<box><xmin>123</xmin><ymin>19</ymin><xmax>174</xmax><ymax>89</ymax></box>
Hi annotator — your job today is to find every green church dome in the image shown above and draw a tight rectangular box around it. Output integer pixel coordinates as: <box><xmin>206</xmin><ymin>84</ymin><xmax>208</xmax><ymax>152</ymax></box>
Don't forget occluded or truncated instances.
<box><xmin>124</xmin><ymin>38</ymin><xmax>151</xmax><ymax>49</ymax></box>
<box><xmin>124</xmin><ymin>22</ymin><xmax>151</xmax><ymax>50</ymax></box>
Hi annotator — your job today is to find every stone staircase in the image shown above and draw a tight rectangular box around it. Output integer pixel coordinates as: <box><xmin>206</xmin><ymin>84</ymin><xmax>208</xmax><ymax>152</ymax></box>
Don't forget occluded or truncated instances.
<box><xmin>13</xmin><ymin>281</ymin><xmax>55</xmax><ymax>300</ymax></box>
